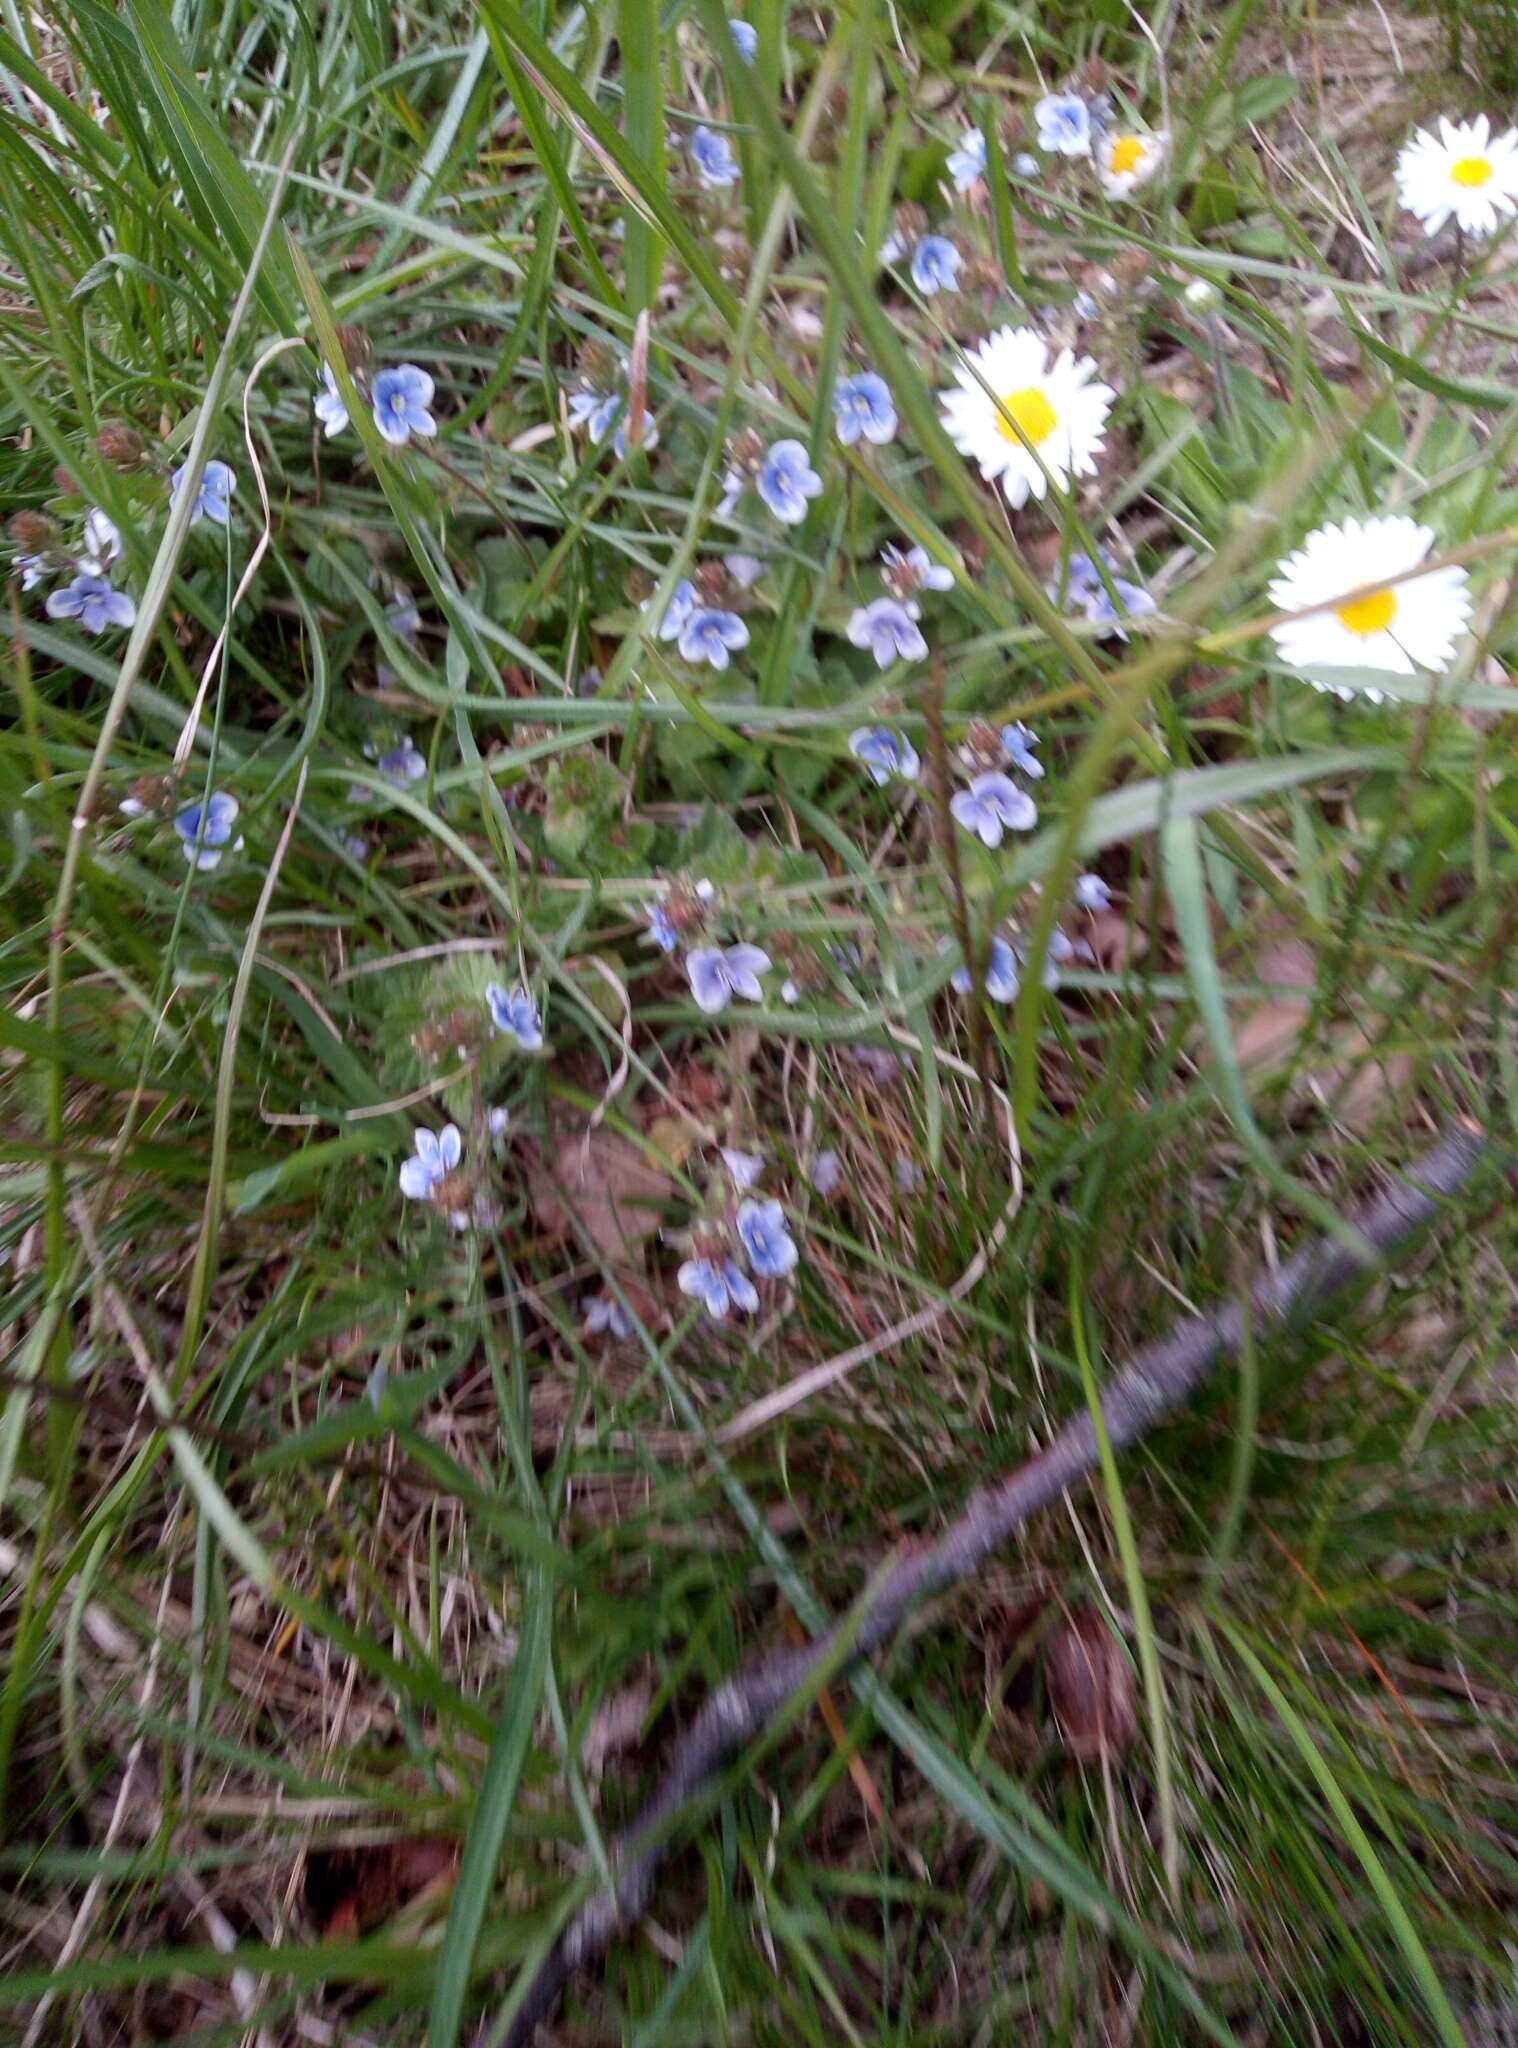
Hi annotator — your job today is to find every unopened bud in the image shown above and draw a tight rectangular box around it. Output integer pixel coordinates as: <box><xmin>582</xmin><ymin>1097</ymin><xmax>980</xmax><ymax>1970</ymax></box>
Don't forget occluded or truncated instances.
<box><xmin>1183</xmin><ymin>276</ymin><xmax>1222</xmax><ymax>314</ymax></box>
<box><xmin>97</xmin><ymin>422</ymin><xmax>145</xmax><ymax>467</ymax></box>
<box><xmin>334</xmin><ymin>324</ymin><xmax>372</xmax><ymax>374</ymax></box>
<box><xmin>9</xmin><ymin>511</ymin><xmax>56</xmax><ymax>552</ymax></box>
<box><xmin>53</xmin><ymin>465</ymin><xmax>77</xmax><ymax>496</ymax></box>
<box><xmin>693</xmin><ymin>561</ymin><xmax>728</xmax><ymax>603</ymax></box>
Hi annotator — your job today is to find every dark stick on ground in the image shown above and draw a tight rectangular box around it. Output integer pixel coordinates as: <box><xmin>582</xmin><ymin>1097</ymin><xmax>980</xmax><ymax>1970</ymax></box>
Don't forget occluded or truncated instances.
<box><xmin>502</xmin><ymin>1124</ymin><xmax>1491</xmax><ymax>2047</ymax></box>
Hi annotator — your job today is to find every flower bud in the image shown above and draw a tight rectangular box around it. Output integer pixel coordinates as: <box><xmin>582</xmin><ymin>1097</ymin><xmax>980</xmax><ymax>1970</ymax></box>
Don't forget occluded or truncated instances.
<box><xmin>334</xmin><ymin>324</ymin><xmax>372</xmax><ymax>374</ymax></box>
<box><xmin>1183</xmin><ymin>276</ymin><xmax>1222</xmax><ymax>314</ymax></box>
<box><xmin>9</xmin><ymin>510</ymin><xmax>56</xmax><ymax>552</ymax></box>
<box><xmin>693</xmin><ymin>560</ymin><xmax>729</xmax><ymax>603</ymax></box>
<box><xmin>96</xmin><ymin>422</ymin><xmax>145</xmax><ymax>467</ymax></box>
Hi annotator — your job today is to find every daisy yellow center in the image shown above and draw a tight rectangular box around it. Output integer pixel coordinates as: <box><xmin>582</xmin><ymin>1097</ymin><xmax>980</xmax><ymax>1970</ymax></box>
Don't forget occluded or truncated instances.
<box><xmin>996</xmin><ymin>386</ymin><xmax>1058</xmax><ymax>446</ymax></box>
<box><xmin>1335</xmin><ymin>587</ymin><xmax>1397</xmax><ymax>637</ymax></box>
<box><xmin>1451</xmin><ymin>155</ymin><xmax>1492</xmax><ymax>188</ymax></box>
<box><xmin>1109</xmin><ymin>135</ymin><xmax>1145</xmax><ymax>175</ymax></box>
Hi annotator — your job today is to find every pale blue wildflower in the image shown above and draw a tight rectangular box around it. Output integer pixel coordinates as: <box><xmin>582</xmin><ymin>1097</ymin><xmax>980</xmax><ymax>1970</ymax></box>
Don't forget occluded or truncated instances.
<box><xmin>895</xmin><ymin>1157</ymin><xmax>925</xmax><ymax>1192</ymax></box>
<box><xmin>1075</xmin><ymin>872</ymin><xmax>1112</xmax><ymax>911</ymax></box>
<box><xmin>686</xmin><ymin>942</ymin><xmax>770</xmax><ymax>1014</ymax></box>
<box><xmin>691</xmin><ymin>126</ymin><xmax>740</xmax><ymax>188</ymax></box>
<box><xmin>17</xmin><ymin>555</ymin><xmax>49</xmax><ymax>591</ymax></box>
<box><xmin>378</xmin><ymin>736</ymin><xmax>426</xmax><ymax>783</ymax></box>
<box><xmin>385</xmin><ymin>592</ymin><xmax>422</xmax><ymax>642</ymax></box>
<box><xmin>173</xmin><ymin>790</ymin><xmax>243</xmax><ymax>870</ymax></box>
<box><xmin>951</xmin><ymin>771</ymin><xmax>1038</xmax><ymax>847</ymax></box>
<box><xmin>678</xmin><ymin>605</ymin><xmax>750</xmax><ymax>669</ymax></box>
<box><xmin>724</xmin><ymin>552</ymin><xmax>765</xmax><ymax>587</ymax></box>
<box><xmin>879</xmin><ymin>229</ymin><xmax>906</xmax><ymax>264</ymax></box>
<box><xmin>946</xmin><ymin>126</ymin><xmax>987</xmax><ymax>191</ymax></box>
<box><xmin>1012</xmin><ymin>151</ymin><xmax>1039</xmax><ymax>177</ymax></box>
<box><xmin>678</xmin><ymin>1255</ymin><xmax>759</xmax><ymax>1320</ymax></box>
<box><xmin>737</xmin><ymin>1196</ymin><xmax>798</xmax><ymax>1278</ymax></box>
<box><xmin>833</xmin><ymin>373</ymin><xmax>897</xmax><ymax>447</ymax></box>
<box><xmin>314</xmin><ymin>363</ymin><xmax>349</xmax><ymax>438</ymax></box>
<box><xmin>567</xmin><ymin>387</ymin><xmax>623</xmax><ymax>443</ymax></box>
<box><xmin>756</xmin><ymin>439</ymin><xmax>822</xmax><ymax>524</ymax></box>
<box><xmin>370</xmin><ymin>365</ymin><xmax>437</xmax><ymax>446</ymax></box>
<box><xmin>1053</xmin><ymin>549</ymin><xmax>1156</xmax><ymax>639</ymax></box>
<box><xmin>399</xmin><ymin>1123</ymin><xmax>461</xmax><ymax>1201</ymax></box>
<box><xmin>654</xmin><ymin>578</ymin><xmax>698</xmax><ymax>642</ymax></box>
<box><xmin>881</xmin><ymin>542</ymin><xmax>954</xmax><ymax>595</ymax></box>
<box><xmin>645</xmin><ymin>901</ymin><xmax>680</xmax><ymax>953</ymax></box>
<box><xmin>716</xmin><ymin>468</ymin><xmax>745</xmax><ymax>519</ymax></box>
<box><xmin>729</xmin><ymin>18</ymin><xmax>757</xmax><ymax>60</ymax></box>
<box><xmin>1000</xmin><ymin>722</ymin><xmax>1044</xmax><ymax>779</ymax></box>
<box><xmin>586</xmin><ymin>1292</ymin><xmax>635</xmax><ymax>1339</ymax></box>
<box><xmin>951</xmin><ymin>934</ymin><xmax>1021</xmax><ymax>1001</ymax></box>
<box><xmin>485</xmin><ymin>982</ymin><xmax>544</xmax><ymax>1050</ymax></box>
<box><xmin>722</xmin><ymin>1148</ymin><xmax>765</xmax><ymax>1191</ymax></box>
<box><xmin>1019</xmin><ymin>926</ymin><xmax>1078</xmax><ymax>991</ymax></box>
<box><xmin>488</xmin><ymin>1105</ymin><xmax>511</xmax><ymax>1139</ymax></box>
<box><xmin>847</xmin><ymin>596</ymin><xmax>927</xmax><ymax>669</ymax></box>
<box><xmin>1035</xmin><ymin>94</ymin><xmax>1092</xmax><ymax>157</ymax></box>
<box><xmin>811</xmin><ymin>1148</ymin><xmax>844</xmax><ymax>1197</ymax></box>
<box><xmin>910</xmin><ymin>236</ymin><xmax>961</xmax><ymax>294</ymax></box>
<box><xmin>1073</xmin><ymin>290</ymin><xmax>1101</xmax><ymax>320</ymax></box>
<box><xmin>81</xmin><ymin>508</ymin><xmax>121</xmax><ymax>573</ymax></box>
<box><xmin>46</xmin><ymin>574</ymin><xmax>135</xmax><ymax>634</ymax></box>
<box><xmin>171</xmin><ymin>459</ymin><xmax>236</xmax><ymax>526</ymax></box>
<box><xmin>848</xmin><ymin>725</ymin><xmax>921</xmax><ymax>785</ymax></box>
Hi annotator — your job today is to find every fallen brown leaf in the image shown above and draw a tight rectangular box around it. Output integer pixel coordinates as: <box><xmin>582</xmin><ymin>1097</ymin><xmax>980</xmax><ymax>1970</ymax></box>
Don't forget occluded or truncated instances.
<box><xmin>528</xmin><ymin>1127</ymin><xmax>673</xmax><ymax>1266</ymax></box>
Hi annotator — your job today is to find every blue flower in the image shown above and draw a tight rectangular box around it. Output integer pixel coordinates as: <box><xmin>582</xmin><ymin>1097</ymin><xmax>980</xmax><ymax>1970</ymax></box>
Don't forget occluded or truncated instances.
<box><xmin>385</xmin><ymin>591</ymin><xmax>422</xmax><ymax>643</ymax></box>
<box><xmin>833</xmin><ymin>372</ymin><xmax>897</xmax><ymax>447</ymax></box>
<box><xmin>170</xmin><ymin>459</ymin><xmax>236</xmax><ymax>527</ymax></box>
<box><xmin>653</xmin><ymin>578</ymin><xmax>698</xmax><ymax>642</ymax></box>
<box><xmin>567</xmin><ymin>387</ymin><xmax>623</xmax><ymax>443</ymax></box>
<box><xmin>378</xmin><ymin>736</ymin><xmax>426</xmax><ymax>783</ymax></box>
<box><xmin>846</xmin><ymin>597</ymin><xmax>927</xmax><ymax>669</ymax></box>
<box><xmin>724</xmin><ymin>552</ymin><xmax>765</xmax><ymax>587</ymax></box>
<box><xmin>686</xmin><ymin>942</ymin><xmax>770</xmax><ymax>1014</ymax></box>
<box><xmin>678</xmin><ymin>605</ymin><xmax>750</xmax><ymax>669</ymax></box>
<box><xmin>1052</xmin><ymin>549</ymin><xmax>1155</xmax><ymax>639</ymax></box>
<box><xmin>314</xmin><ymin>363</ymin><xmax>349</xmax><ymax>438</ymax></box>
<box><xmin>45</xmin><ymin>574</ymin><xmax>135</xmax><ymax>634</ymax></box>
<box><xmin>729</xmin><ymin>18</ymin><xmax>758</xmax><ymax>60</ymax></box>
<box><xmin>1012</xmin><ymin>151</ymin><xmax>1040</xmax><ymax>178</ymax></box>
<box><xmin>485</xmin><ymin>981</ymin><xmax>544</xmax><ymax>1050</ymax></box>
<box><xmin>811</xmin><ymin>1148</ymin><xmax>844</xmax><ymax>1197</ymax></box>
<box><xmin>848</xmin><ymin>725</ymin><xmax>921</xmax><ymax>785</ymax></box>
<box><xmin>950</xmin><ymin>771</ymin><xmax>1038</xmax><ymax>847</ymax></box>
<box><xmin>586</xmin><ymin>1291</ymin><xmax>635</xmax><ymax>1338</ymax></box>
<box><xmin>691</xmin><ymin>125</ymin><xmax>741</xmax><ymax>188</ymax></box>
<box><xmin>399</xmin><ymin>1122</ymin><xmax>461</xmax><ymax>1201</ymax></box>
<box><xmin>1000</xmin><ymin>722</ymin><xmax>1044</xmax><ymax>778</ymax></box>
<box><xmin>173</xmin><ymin>790</ymin><xmax>243</xmax><ymax>870</ymax></box>
<box><xmin>721</xmin><ymin>1148</ymin><xmax>765</xmax><ymax>1190</ymax></box>
<box><xmin>678</xmin><ymin>1255</ymin><xmax>759</xmax><ymax>1320</ymax></box>
<box><xmin>756</xmin><ymin>439</ymin><xmax>822</xmax><ymax>524</ymax></box>
<box><xmin>736</xmin><ymin>1196</ymin><xmax>798</xmax><ymax>1278</ymax></box>
<box><xmin>1035</xmin><ymin>93</ymin><xmax>1092</xmax><ymax>157</ymax></box>
<box><xmin>881</xmin><ymin>542</ymin><xmax>954</xmax><ymax>595</ymax></box>
<box><xmin>1075</xmin><ymin>872</ymin><xmax>1112</xmax><ymax>911</ymax></box>
<box><xmin>645</xmin><ymin>901</ymin><xmax>680</xmax><ymax>952</ymax></box>
<box><xmin>951</xmin><ymin>934</ymin><xmax>1021</xmax><ymax>1001</ymax></box>
<box><xmin>370</xmin><ymin>365</ymin><xmax>437</xmax><ymax>446</ymax></box>
<box><xmin>946</xmin><ymin>126</ymin><xmax>987</xmax><ymax>191</ymax></box>
<box><xmin>910</xmin><ymin>235</ymin><xmax>961</xmax><ymax>294</ymax></box>
<box><xmin>17</xmin><ymin>554</ymin><xmax>50</xmax><ymax>591</ymax></box>
<box><xmin>82</xmin><ymin>508</ymin><xmax>121</xmax><ymax>573</ymax></box>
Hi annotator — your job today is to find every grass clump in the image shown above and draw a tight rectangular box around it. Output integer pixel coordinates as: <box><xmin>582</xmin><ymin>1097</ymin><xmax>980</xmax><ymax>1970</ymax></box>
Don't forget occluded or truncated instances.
<box><xmin>0</xmin><ymin>1</ymin><xmax>1515</xmax><ymax>2043</ymax></box>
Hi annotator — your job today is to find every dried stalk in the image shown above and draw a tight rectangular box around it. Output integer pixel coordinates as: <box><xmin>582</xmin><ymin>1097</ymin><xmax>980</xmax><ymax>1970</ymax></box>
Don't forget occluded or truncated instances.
<box><xmin>503</xmin><ymin>1125</ymin><xmax>1490</xmax><ymax>2047</ymax></box>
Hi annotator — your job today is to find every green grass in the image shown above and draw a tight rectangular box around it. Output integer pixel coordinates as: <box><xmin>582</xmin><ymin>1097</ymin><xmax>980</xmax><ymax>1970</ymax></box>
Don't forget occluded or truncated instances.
<box><xmin>2</xmin><ymin>0</ymin><xmax>1516</xmax><ymax>2042</ymax></box>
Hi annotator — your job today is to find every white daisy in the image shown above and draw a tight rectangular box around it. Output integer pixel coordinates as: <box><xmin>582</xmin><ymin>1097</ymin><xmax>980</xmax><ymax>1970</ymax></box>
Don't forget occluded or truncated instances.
<box><xmin>1098</xmin><ymin>127</ymin><xmax>1167</xmax><ymax>200</ymax></box>
<box><xmin>939</xmin><ymin>326</ymin><xmax>1115</xmax><ymax>510</ymax></box>
<box><xmin>1396</xmin><ymin>114</ymin><xmax>1518</xmax><ymax>239</ymax></box>
<box><xmin>1265</xmin><ymin>515</ymin><xmax>1473</xmax><ymax>702</ymax></box>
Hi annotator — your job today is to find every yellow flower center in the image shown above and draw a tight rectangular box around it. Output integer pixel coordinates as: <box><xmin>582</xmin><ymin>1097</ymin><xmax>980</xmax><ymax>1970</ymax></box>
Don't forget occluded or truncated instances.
<box><xmin>996</xmin><ymin>386</ymin><xmax>1058</xmax><ymax>446</ymax></box>
<box><xmin>1451</xmin><ymin>155</ymin><xmax>1492</xmax><ymax>188</ymax></box>
<box><xmin>1109</xmin><ymin>134</ymin><xmax>1145</xmax><ymax>176</ymax></box>
<box><xmin>1334</xmin><ymin>587</ymin><xmax>1397</xmax><ymax>637</ymax></box>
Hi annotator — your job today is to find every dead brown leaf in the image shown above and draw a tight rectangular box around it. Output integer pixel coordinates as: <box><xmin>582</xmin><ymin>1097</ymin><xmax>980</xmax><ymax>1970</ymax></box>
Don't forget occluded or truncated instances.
<box><xmin>528</xmin><ymin>1127</ymin><xmax>673</xmax><ymax>1266</ymax></box>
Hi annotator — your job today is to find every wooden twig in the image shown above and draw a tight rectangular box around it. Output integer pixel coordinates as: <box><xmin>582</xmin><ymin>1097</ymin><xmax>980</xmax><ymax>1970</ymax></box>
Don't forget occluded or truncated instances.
<box><xmin>503</xmin><ymin>1125</ymin><xmax>1491</xmax><ymax>2047</ymax></box>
